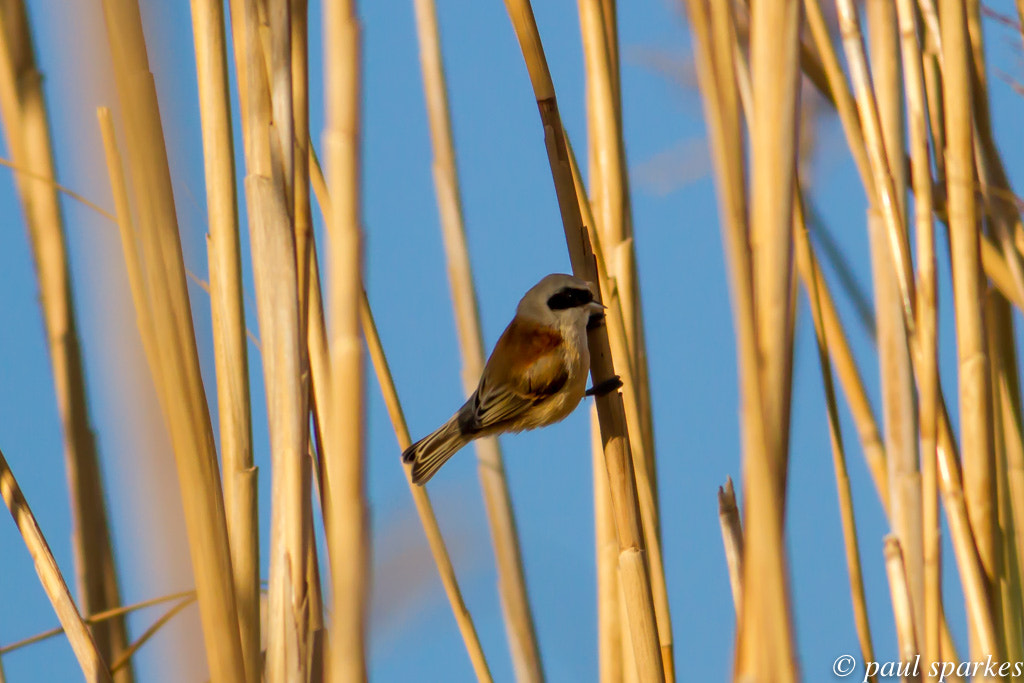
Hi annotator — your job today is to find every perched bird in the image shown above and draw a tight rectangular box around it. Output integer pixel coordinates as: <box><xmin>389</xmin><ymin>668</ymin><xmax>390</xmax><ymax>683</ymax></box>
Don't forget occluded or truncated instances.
<box><xmin>403</xmin><ymin>273</ymin><xmax>607</xmax><ymax>485</ymax></box>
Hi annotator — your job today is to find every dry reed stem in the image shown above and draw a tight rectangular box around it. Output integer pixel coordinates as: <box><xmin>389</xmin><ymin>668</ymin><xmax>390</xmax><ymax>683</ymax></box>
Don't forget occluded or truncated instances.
<box><xmin>803</xmin><ymin>0</ymin><xmax>872</xmax><ymax>190</ymax></box>
<box><xmin>0</xmin><ymin>5</ymin><xmax>131</xmax><ymax>677</ymax></box>
<box><xmin>593</xmin><ymin>408</ymin><xmax>623</xmax><ymax>683</ymax></box>
<box><xmin>269</xmin><ymin>0</ymin><xmax>293</xmax><ymax>210</ymax></box>
<box><xmin>798</xmin><ymin>208</ymin><xmax>877</xmax><ymax>682</ymax></box>
<box><xmin>883</xmin><ymin>536</ymin><xmax>922</xmax><ymax>683</ymax></box>
<box><xmin>501</xmin><ymin>1</ymin><xmax>663</xmax><ymax>679</ymax></box>
<box><xmin>721</xmin><ymin>0</ymin><xmax>802</xmax><ymax>676</ymax></box>
<box><xmin>834</xmin><ymin>0</ymin><xmax>917</xmax><ymax>330</ymax></box>
<box><xmin>0</xmin><ymin>447</ymin><xmax>111</xmax><ymax>682</ymax></box>
<box><xmin>565</xmin><ymin>125</ymin><xmax>673</xmax><ymax>681</ymax></box>
<box><xmin>936</xmin><ymin>407</ymin><xmax>1001</xmax><ymax>656</ymax></box>
<box><xmin>108</xmin><ymin>598</ymin><xmax>197</xmax><ymax>675</ymax></box>
<box><xmin>411</xmin><ymin>1</ymin><xmax>543</xmax><ymax>677</ymax></box>
<box><xmin>96</xmin><ymin>0</ymin><xmax>247</xmax><ymax>675</ymax></box>
<box><xmin>683</xmin><ymin>1</ymin><xmax>798</xmax><ymax>679</ymax></box>
<box><xmin>245</xmin><ymin>175</ymin><xmax>309</xmax><ymax>681</ymax></box>
<box><xmin>800</xmin><ymin>238</ymin><xmax>979</xmax><ymax>667</ymax></box>
<box><xmin>939</xmin><ymin>0</ymin><xmax>999</xmax><ymax>661</ymax></box>
<box><xmin>308</xmin><ymin>139</ymin><xmax>494</xmax><ymax>683</ymax></box>
<box><xmin>232</xmin><ymin>0</ymin><xmax>314</xmax><ymax>676</ymax></box>
<box><xmin>894</xmin><ymin>0</ymin><xmax>941</xmax><ymax>672</ymax></box>
<box><xmin>991</xmin><ymin>300</ymin><xmax>1024</xmax><ymax>646</ymax></box>
<box><xmin>986</xmin><ymin>293</ymin><xmax>1024</xmax><ymax>678</ymax></box>
<box><xmin>581</xmin><ymin>29</ymin><xmax>614</xmax><ymax>639</ymax></box>
<box><xmin>1</xmin><ymin>590</ymin><xmax>197</xmax><ymax>656</ymax></box>
<box><xmin>290</xmin><ymin>1</ymin><xmax>325</xmax><ymax>670</ymax></box>
<box><xmin>187</xmin><ymin>1</ymin><xmax>258</xmax><ymax>678</ymax></box>
<box><xmin>578</xmin><ymin>0</ymin><xmax>657</xmax><ymax>488</ymax></box>
<box><xmin>803</xmin><ymin>0</ymin><xmax>1006</xmax><ymax>663</ymax></box>
<box><xmin>96</xmin><ymin>109</ymin><xmax>161</xmax><ymax>393</ymax></box>
<box><xmin>324</xmin><ymin>0</ymin><xmax>369</xmax><ymax>678</ymax></box>
<box><xmin>748</xmin><ymin>0</ymin><xmax>800</xmax><ymax>496</ymax></box>
<box><xmin>577</xmin><ymin>3</ymin><xmax>671</xmax><ymax>676</ymax></box>
<box><xmin>717</xmin><ymin>478</ymin><xmax>743</xmax><ymax>616</ymax></box>
<box><xmin>865</xmin><ymin>0</ymin><xmax>924</xmax><ymax>652</ymax></box>
<box><xmin>358</xmin><ymin>290</ymin><xmax>494</xmax><ymax>681</ymax></box>
<box><xmin>793</xmin><ymin>195</ymin><xmax>971</xmax><ymax>669</ymax></box>
<box><xmin>795</xmin><ymin>242</ymin><xmax>889</xmax><ymax>507</ymax></box>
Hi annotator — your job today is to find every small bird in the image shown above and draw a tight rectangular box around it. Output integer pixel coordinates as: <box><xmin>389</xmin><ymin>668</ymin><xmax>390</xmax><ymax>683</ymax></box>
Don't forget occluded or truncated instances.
<box><xmin>403</xmin><ymin>273</ymin><xmax>607</xmax><ymax>485</ymax></box>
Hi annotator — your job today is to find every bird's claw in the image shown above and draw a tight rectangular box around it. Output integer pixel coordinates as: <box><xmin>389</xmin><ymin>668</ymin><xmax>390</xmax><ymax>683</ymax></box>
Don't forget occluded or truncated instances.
<box><xmin>586</xmin><ymin>375</ymin><xmax>622</xmax><ymax>397</ymax></box>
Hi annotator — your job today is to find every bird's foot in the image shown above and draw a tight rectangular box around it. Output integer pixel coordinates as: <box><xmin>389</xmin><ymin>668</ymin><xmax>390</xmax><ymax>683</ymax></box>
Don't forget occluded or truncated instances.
<box><xmin>586</xmin><ymin>375</ymin><xmax>623</xmax><ymax>397</ymax></box>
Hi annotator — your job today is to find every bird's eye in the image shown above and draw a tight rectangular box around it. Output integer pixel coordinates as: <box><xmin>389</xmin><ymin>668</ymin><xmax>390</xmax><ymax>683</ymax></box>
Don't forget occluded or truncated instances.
<box><xmin>547</xmin><ymin>286</ymin><xmax>593</xmax><ymax>310</ymax></box>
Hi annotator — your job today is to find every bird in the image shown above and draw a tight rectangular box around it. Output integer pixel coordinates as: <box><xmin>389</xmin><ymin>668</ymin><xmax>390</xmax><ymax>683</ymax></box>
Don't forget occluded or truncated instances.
<box><xmin>402</xmin><ymin>273</ymin><xmax>608</xmax><ymax>485</ymax></box>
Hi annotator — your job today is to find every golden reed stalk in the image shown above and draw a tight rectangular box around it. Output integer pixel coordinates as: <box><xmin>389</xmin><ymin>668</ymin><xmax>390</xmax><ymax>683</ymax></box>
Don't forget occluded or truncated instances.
<box><xmin>411</xmin><ymin>0</ymin><xmax>543</xmax><ymax>677</ymax></box>
<box><xmin>0</xmin><ymin>3</ymin><xmax>131</xmax><ymax>678</ymax></box>
<box><xmin>186</xmin><ymin>0</ymin><xmax>258</xmax><ymax>678</ymax></box>
<box><xmin>0</xmin><ymin>448</ymin><xmax>111</xmax><ymax>682</ymax></box>
<box><xmin>96</xmin><ymin>0</ymin><xmax>246</xmax><ymax>676</ymax></box>
<box><xmin>324</xmin><ymin>0</ymin><xmax>369</xmax><ymax>678</ymax></box>
<box><xmin>501</xmin><ymin>0</ymin><xmax>663</xmax><ymax>678</ymax></box>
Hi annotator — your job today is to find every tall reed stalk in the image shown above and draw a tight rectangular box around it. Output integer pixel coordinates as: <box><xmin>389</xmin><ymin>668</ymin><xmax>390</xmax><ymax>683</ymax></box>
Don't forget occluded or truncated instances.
<box><xmin>97</xmin><ymin>0</ymin><xmax>246</xmax><ymax>678</ymax></box>
<box><xmin>501</xmin><ymin>0</ymin><xmax>664</xmax><ymax>679</ymax></box>
<box><xmin>324</xmin><ymin>0</ymin><xmax>369</xmax><ymax>679</ymax></box>
<box><xmin>411</xmin><ymin>1</ymin><xmax>543</xmax><ymax>678</ymax></box>
<box><xmin>0</xmin><ymin>3</ymin><xmax>131</xmax><ymax>678</ymax></box>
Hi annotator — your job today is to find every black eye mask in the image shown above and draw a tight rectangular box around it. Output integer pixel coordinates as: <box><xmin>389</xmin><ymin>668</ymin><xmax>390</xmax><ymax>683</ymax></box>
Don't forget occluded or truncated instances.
<box><xmin>547</xmin><ymin>286</ymin><xmax>594</xmax><ymax>310</ymax></box>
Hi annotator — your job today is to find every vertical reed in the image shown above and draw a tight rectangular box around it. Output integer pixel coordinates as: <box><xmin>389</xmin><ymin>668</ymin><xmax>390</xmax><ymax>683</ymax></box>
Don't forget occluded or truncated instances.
<box><xmin>324</xmin><ymin>0</ymin><xmax>369</xmax><ymax>678</ymax></box>
<box><xmin>939</xmin><ymin>0</ymin><xmax>999</xmax><ymax>660</ymax></box>
<box><xmin>97</xmin><ymin>0</ymin><xmax>246</xmax><ymax>677</ymax></box>
<box><xmin>0</xmin><ymin>3</ymin><xmax>131</xmax><ymax>677</ymax></box>
<box><xmin>186</xmin><ymin>1</ymin><xmax>258</xmax><ymax>678</ymax></box>
<box><xmin>411</xmin><ymin>0</ymin><xmax>544</xmax><ymax>677</ymax></box>
<box><xmin>501</xmin><ymin>0</ymin><xmax>663</xmax><ymax>678</ymax></box>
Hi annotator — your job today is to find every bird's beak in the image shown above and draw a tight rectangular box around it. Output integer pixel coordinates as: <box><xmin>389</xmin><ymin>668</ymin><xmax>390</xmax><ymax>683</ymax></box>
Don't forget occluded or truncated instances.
<box><xmin>588</xmin><ymin>300</ymin><xmax>606</xmax><ymax>315</ymax></box>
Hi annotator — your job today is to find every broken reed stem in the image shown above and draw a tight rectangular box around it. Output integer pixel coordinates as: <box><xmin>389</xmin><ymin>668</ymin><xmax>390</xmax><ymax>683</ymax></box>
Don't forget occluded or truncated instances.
<box><xmin>500</xmin><ymin>1</ymin><xmax>663</xmax><ymax>679</ymax></box>
<box><xmin>804</xmin><ymin>0</ymin><xmax>1002</xmax><ymax>664</ymax></box>
<box><xmin>324</xmin><ymin>0</ymin><xmax>369</xmax><ymax>678</ymax></box>
<box><xmin>97</xmin><ymin>0</ymin><xmax>246</xmax><ymax>678</ymax></box>
<box><xmin>939</xmin><ymin>0</ymin><xmax>999</xmax><ymax>661</ymax></box>
<box><xmin>884</xmin><ymin>536</ymin><xmax>922</xmax><ymax>683</ymax></box>
<box><xmin>681</xmin><ymin>2</ymin><xmax>792</xmax><ymax>680</ymax></box>
<box><xmin>0</xmin><ymin>4</ymin><xmax>131</xmax><ymax>677</ymax></box>
<box><xmin>411</xmin><ymin>0</ymin><xmax>543</xmax><ymax>677</ymax></box>
<box><xmin>187</xmin><ymin>0</ymin><xmax>258</xmax><ymax>678</ymax></box>
<box><xmin>731</xmin><ymin>0</ymin><xmax>802</xmax><ymax>676</ymax></box>
<box><xmin>717</xmin><ymin>478</ymin><xmax>743</xmax><ymax>616</ymax></box>
<box><xmin>0</xmin><ymin>447</ymin><xmax>111</xmax><ymax>682</ymax></box>
<box><xmin>798</xmin><ymin>210</ymin><xmax>877</xmax><ymax>682</ymax></box>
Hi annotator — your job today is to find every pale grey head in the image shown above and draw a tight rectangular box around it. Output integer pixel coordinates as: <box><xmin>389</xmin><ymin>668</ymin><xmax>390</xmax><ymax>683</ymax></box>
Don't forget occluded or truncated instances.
<box><xmin>515</xmin><ymin>273</ymin><xmax>602</xmax><ymax>330</ymax></box>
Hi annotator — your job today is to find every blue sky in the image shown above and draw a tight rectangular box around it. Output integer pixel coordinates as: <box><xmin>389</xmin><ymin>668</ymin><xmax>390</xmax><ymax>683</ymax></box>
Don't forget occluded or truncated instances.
<box><xmin>2</xmin><ymin>0</ymin><xmax>1024</xmax><ymax>681</ymax></box>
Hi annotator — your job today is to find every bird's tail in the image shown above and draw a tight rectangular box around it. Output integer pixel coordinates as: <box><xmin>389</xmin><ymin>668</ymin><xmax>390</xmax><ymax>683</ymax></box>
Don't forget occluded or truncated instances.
<box><xmin>402</xmin><ymin>415</ymin><xmax>469</xmax><ymax>485</ymax></box>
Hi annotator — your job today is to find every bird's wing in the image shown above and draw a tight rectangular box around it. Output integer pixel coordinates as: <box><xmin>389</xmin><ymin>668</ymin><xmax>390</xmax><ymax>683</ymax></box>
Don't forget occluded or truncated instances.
<box><xmin>458</xmin><ymin>320</ymin><xmax>569</xmax><ymax>434</ymax></box>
